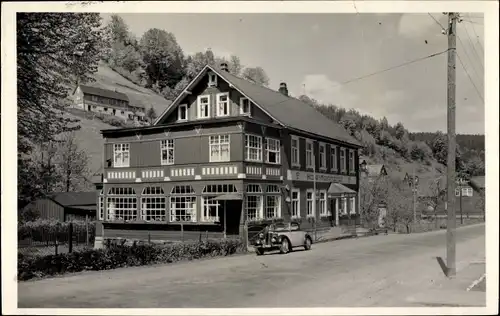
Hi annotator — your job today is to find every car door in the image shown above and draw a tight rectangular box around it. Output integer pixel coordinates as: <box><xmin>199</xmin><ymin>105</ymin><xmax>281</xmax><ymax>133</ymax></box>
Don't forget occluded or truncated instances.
<box><xmin>289</xmin><ymin>222</ymin><xmax>304</xmax><ymax>247</ymax></box>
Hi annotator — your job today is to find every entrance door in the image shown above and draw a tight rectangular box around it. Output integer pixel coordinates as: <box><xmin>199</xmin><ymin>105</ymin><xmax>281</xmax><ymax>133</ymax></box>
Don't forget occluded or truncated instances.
<box><xmin>330</xmin><ymin>198</ymin><xmax>337</xmax><ymax>226</ymax></box>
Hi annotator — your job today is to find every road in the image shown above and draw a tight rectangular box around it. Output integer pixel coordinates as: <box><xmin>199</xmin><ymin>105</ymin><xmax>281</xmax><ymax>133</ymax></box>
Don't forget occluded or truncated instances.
<box><xmin>18</xmin><ymin>224</ymin><xmax>485</xmax><ymax>308</ymax></box>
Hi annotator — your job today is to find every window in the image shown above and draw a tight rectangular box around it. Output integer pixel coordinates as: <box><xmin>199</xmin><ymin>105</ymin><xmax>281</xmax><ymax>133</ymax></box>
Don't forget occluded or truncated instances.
<box><xmin>113</xmin><ymin>143</ymin><xmax>130</xmax><ymax>168</ymax></box>
<box><xmin>306</xmin><ymin>190</ymin><xmax>315</xmax><ymax>217</ymax></box>
<box><xmin>141</xmin><ymin>187</ymin><xmax>166</xmax><ymax>222</ymax></box>
<box><xmin>348</xmin><ymin>149</ymin><xmax>355</xmax><ymax>174</ymax></box>
<box><xmin>178</xmin><ymin>104</ymin><xmax>188</xmax><ymax>121</ymax></box>
<box><xmin>291</xmin><ymin>189</ymin><xmax>300</xmax><ymax>218</ymax></box>
<box><xmin>319</xmin><ymin>143</ymin><xmax>326</xmax><ymax>170</ymax></box>
<box><xmin>208</xmin><ymin>72</ymin><xmax>217</xmax><ymax>87</ymax></box>
<box><xmin>121</xmin><ymin>111</ymin><xmax>125</xmax><ymax>115</ymax></box>
<box><xmin>104</xmin><ymin>107</ymin><xmax>108</xmax><ymax>112</ymax></box>
<box><xmin>216</xmin><ymin>93</ymin><xmax>230</xmax><ymax>117</ymax></box>
<box><xmin>340</xmin><ymin>147</ymin><xmax>347</xmax><ymax>172</ymax></box>
<box><xmin>245</xmin><ymin>134</ymin><xmax>263</xmax><ymax>162</ymax></box>
<box><xmin>306</xmin><ymin>139</ymin><xmax>314</xmax><ymax>168</ymax></box>
<box><xmin>209</xmin><ymin>135</ymin><xmax>230</xmax><ymax>162</ymax></box>
<box><xmin>460</xmin><ymin>187</ymin><xmax>473</xmax><ymax>197</ymax></box>
<box><xmin>197</xmin><ymin>95</ymin><xmax>210</xmax><ymax>119</ymax></box>
<box><xmin>291</xmin><ymin>136</ymin><xmax>300</xmax><ymax>166</ymax></box>
<box><xmin>330</xmin><ymin>146</ymin><xmax>338</xmax><ymax>171</ymax></box>
<box><xmin>245</xmin><ymin>184</ymin><xmax>263</xmax><ymax>220</ymax></box>
<box><xmin>265</xmin><ymin>195</ymin><xmax>281</xmax><ymax>219</ymax></box>
<box><xmin>455</xmin><ymin>188</ymin><xmax>461</xmax><ymax>196</ymax></box>
<box><xmin>170</xmin><ymin>185</ymin><xmax>197</xmax><ymax>222</ymax></box>
<box><xmin>349</xmin><ymin>197</ymin><xmax>356</xmax><ymax>214</ymax></box>
<box><xmin>319</xmin><ymin>190</ymin><xmax>327</xmax><ymax>216</ymax></box>
<box><xmin>106</xmin><ymin>187</ymin><xmax>137</xmax><ymax>221</ymax></box>
<box><xmin>240</xmin><ymin>97</ymin><xmax>251</xmax><ymax>116</ymax></box>
<box><xmin>266</xmin><ymin>138</ymin><xmax>281</xmax><ymax>164</ymax></box>
<box><xmin>201</xmin><ymin>185</ymin><xmax>238</xmax><ymax>223</ymax></box>
<box><xmin>98</xmin><ymin>190</ymin><xmax>104</xmax><ymax>220</ymax></box>
<box><xmin>161</xmin><ymin>139</ymin><xmax>175</xmax><ymax>165</ymax></box>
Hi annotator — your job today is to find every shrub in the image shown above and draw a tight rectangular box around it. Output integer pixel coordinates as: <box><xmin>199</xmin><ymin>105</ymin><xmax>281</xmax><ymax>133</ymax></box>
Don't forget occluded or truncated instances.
<box><xmin>102</xmin><ymin>116</ymin><xmax>126</xmax><ymax>127</ymax></box>
<box><xmin>18</xmin><ymin>238</ymin><xmax>246</xmax><ymax>281</ymax></box>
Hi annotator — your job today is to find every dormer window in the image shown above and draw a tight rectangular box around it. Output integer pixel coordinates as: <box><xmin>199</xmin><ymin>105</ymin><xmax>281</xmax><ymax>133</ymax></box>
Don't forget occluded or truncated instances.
<box><xmin>208</xmin><ymin>72</ymin><xmax>217</xmax><ymax>87</ymax></box>
<box><xmin>178</xmin><ymin>104</ymin><xmax>188</xmax><ymax>121</ymax></box>
<box><xmin>216</xmin><ymin>93</ymin><xmax>230</xmax><ymax>117</ymax></box>
<box><xmin>197</xmin><ymin>95</ymin><xmax>210</xmax><ymax>119</ymax></box>
<box><xmin>240</xmin><ymin>97</ymin><xmax>251</xmax><ymax>116</ymax></box>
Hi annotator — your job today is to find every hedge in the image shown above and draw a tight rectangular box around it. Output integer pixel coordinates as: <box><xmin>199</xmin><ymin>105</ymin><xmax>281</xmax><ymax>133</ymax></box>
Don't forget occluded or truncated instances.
<box><xmin>18</xmin><ymin>238</ymin><xmax>246</xmax><ymax>281</ymax></box>
<box><xmin>18</xmin><ymin>219</ymin><xmax>96</xmax><ymax>243</ymax></box>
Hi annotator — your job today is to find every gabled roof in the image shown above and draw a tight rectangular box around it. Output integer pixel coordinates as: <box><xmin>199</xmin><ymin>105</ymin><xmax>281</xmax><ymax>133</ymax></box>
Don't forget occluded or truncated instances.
<box><xmin>78</xmin><ymin>85</ymin><xmax>129</xmax><ymax>102</ymax></box>
<box><xmin>48</xmin><ymin>191</ymin><xmax>97</xmax><ymax>207</ymax></box>
<box><xmin>363</xmin><ymin>164</ymin><xmax>386</xmax><ymax>177</ymax></box>
<box><xmin>154</xmin><ymin>65</ymin><xmax>362</xmax><ymax>147</ymax></box>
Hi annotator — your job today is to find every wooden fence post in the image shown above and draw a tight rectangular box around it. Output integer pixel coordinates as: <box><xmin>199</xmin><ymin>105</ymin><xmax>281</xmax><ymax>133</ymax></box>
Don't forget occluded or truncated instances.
<box><xmin>181</xmin><ymin>223</ymin><xmax>184</xmax><ymax>242</ymax></box>
<box><xmin>68</xmin><ymin>222</ymin><xmax>73</xmax><ymax>253</ymax></box>
<box><xmin>85</xmin><ymin>214</ymin><xmax>89</xmax><ymax>246</ymax></box>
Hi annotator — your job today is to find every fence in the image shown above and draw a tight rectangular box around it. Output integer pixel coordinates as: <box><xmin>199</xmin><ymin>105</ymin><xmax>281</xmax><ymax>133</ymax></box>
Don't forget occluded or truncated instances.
<box><xmin>18</xmin><ymin>220</ymin><xmax>96</xmax><ymax>257</ymax></box>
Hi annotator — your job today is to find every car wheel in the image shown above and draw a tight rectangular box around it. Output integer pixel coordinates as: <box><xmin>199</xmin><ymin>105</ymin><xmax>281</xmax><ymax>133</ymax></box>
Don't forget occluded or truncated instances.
<box><xmin>279</xmin><ymin>238</ymin><xmax>290</xmax><ymax>254</ymax></box>
<box><xmin>304</xmin><ymin>237</ymin><xmax>312</xmax><ymax>250</ymax></box>
<box><xmin>255</xmin><ymin>247</ymin><xmax>264</xmax><ymax>256</ymax></box>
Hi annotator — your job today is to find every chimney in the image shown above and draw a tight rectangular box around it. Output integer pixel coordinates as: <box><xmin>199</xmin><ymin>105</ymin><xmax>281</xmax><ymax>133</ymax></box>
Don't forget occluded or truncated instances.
<box><xmin>220</xmin><ymin>62</ymin><xmax>229</xmax><ymax>72</ymax></box>
<box><xmin>278</xmin><ymin>82</ymin><xmax>288</xmax><ymax>96</ymax></box>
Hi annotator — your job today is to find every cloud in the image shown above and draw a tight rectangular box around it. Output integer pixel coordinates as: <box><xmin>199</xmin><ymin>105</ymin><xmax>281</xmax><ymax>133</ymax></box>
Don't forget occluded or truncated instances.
<box><xmin>299</xmin><ymin>74</ymin><xmax>359</xmax><ymax>106</ymax></box>
<box><xmin>398</xmin><ymin>13</ymin><xmax>446</xmax><ymax>38</ymax></box>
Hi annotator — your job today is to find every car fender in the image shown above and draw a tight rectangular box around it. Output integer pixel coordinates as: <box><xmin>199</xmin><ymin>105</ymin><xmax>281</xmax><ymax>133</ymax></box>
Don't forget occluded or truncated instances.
<box><xmin>304</xmin><ymin>233</ymin><xmax>313</xmax><ymax>244</ymax></box>
<box><xmin>278</xmin><ymin>234</ymin><xmax>292</xmax><ymax>246</ymax></box>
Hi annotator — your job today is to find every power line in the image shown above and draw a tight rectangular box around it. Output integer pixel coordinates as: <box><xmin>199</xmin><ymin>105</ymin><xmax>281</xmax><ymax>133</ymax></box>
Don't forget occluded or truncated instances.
<box><xmin>461</xmin><ymin>19</ymin><xmax>484</xmax><ymax>25</ymax></box>
<box><xmin>466</xmin><ymin>14</ymin><xmax>485</xmax><ymax>54</ymax></box>
<box><xmin>428</xmin><ymin>13</ymin><xmax>446</xmax><ymax>31</ymax></box>
<box><xmin>456</xmin><ymin>35</ymin><xmax>484</xmax><ymax>89</ymax></box>
<box><xmin>331</xmin><ymin>49</ymin><xmax>449</xmax><ymax>88</ymax></box>
<box><xmin>461</xmin><ymin>21</ymin><xmax>484</xmax><ymax>68</ymax></box>
<box><xmin>457</xmin><ymin>53</ymin><xmax>484</xmax><ymax>103</ymax></box>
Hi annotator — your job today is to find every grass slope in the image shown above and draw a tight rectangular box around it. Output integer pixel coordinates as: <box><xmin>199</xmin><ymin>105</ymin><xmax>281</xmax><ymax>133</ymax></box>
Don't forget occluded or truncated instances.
<box><xmin>86</xmin><ymin>62</ymin><xmax>172</xmax><ymax>116</ymax></box>
<box><xmin>69</xmin><ymin>63</ymin><xmax>172</xmax><ymax>177</ymax></box>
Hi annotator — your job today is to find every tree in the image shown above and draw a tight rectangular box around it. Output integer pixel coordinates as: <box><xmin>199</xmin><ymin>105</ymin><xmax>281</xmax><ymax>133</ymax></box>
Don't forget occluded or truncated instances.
<box><xmin>386</xmin><ymin>179</ymin><xmax>414</xmax><ymax>233</ymax></box>
<box><xmin>410</xmin><ymin>141</ymin><xmax>432</xmax><ymax>161</ymax></box>
<box><xmin>108</xmin><ymin>14</ymin><xmax>129</xmax><ymax>44</ymax></box>
<box><xmin>17</xmin><ymin>13</ymin><xmax>105</xmax><ymax>206</ymax></box>
<box><xmin>241</xmin><ymin>66</ymin><xmax>270</xmax><ymax>86</ymax></box>
<box><xmin>359</xmin><ymin>176</ymin><xmax>389</xmax><ymax>228</ymax></box>
<box><xmin>394</xmin><ymin>122</ymin><xmax>407</xmax><ymax>140</ymax></box>
<box><xmin>146</xmin><ymin>107</ymin><xmax>157</xmax><ymax>124</ymax></box>
<box><xmin>56</xmin><ymin>132</ymin><xmax>90</xmax><ymax>192</ymax></box>
<box><xmin>228</xmin><ymin>55</ymin><xmax>243</xmax><ymax>76</ymax></box>
<box><xmin>140</xmin><ymin>28</ymin><xmax>185</xmax><ymax>89</ymax></box>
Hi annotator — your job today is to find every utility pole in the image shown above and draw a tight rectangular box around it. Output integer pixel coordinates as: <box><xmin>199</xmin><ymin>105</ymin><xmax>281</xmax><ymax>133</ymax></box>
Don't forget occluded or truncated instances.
<box><xmin>412</xmin><ymin>166</ymin><xmax>417</xmax><ymax>222</ymax></box>
<box><xmin>445</xmin><ymin>12</ymin><xmax>458</xmax><ymax>278</ymax></box>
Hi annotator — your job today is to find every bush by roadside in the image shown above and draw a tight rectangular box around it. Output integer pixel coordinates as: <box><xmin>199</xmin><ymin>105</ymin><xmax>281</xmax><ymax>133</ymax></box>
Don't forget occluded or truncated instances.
<box><xmin>18</xmin><ymin>238</ymin><xmax>246</xmax><ymax>281</ymax></box>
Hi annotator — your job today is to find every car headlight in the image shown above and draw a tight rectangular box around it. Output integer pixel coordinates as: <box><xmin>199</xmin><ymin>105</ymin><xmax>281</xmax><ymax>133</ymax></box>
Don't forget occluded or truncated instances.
<box><xmin>258</xmin><ymin>233</ymin><xmax>264</xmax><ymax>239</ymax></box>
<box><xmin>271</xmin><ymin>237</ymin><xmax>277</xmax><ymax>243</ymax></box>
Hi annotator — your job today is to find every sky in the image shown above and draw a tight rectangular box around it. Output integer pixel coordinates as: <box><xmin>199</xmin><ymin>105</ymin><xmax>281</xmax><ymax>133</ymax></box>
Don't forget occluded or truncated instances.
<box><xmin>100</xmin><ymin>13</ymin><xmax>485</xmax><ymax>134</ymax></box>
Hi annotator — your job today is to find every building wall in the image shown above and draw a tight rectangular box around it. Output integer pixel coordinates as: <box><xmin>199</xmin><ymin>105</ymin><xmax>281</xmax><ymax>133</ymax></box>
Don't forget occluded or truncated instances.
<box><xmin>161</xmin><ymin>71</ymin><xmax>273</xmax><ymax>125</ymax></box>
<box><xmin>104</xmin><ymin>122</ymin><xmax>244</xmax><ymax>169</ymax></box>
<box><xmin>27</xmin><ymin>199</ymin><xmax>65</xmax><ymax>222</ymax></box>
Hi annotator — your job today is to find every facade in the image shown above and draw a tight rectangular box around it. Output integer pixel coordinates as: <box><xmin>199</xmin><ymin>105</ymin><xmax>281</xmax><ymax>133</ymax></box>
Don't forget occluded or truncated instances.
<box><xmin>72</xmin><ymin>85</ymin><xmax>146</xmax><ymax>121</ymax></box>
<box><xmin>23</xmin><ymin>192</ymin><xmax>97</xmax><ymax>222</ymax></box>
<box><xmin>360</xmin><ymin>164</ymin><xmax>388</xmax><ymax>179</ymax></box>
<box><xmin>95</xmin><ymin>63</ymin><xmax>363</xmax><ymax>247</ymax></box>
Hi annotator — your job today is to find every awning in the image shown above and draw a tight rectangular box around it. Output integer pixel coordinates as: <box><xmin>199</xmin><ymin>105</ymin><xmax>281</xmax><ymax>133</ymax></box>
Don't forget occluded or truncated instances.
<box><xmin>211</xmin><ymin>193</ymin><xmax>243</xmax><ymax>201</ymax></box>
<box><xmin>327</xmin><ymin>183</ymin><xmax>357</xmax><ymax>197</ymax></box>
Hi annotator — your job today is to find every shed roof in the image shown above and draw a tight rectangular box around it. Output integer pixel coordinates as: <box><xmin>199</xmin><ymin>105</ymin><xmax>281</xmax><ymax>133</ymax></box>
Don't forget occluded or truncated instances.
<box><xmin>48</xmin><ymin>191</ymin><xmax>97</xmax><ymax>207</ymax></box>
<box><xmin>469</xmin><ymin>176</ymin><xmax>485</xmax><ymax>189</ymax></box>
<box><xmin>79</xmin><ymin>85</ymin><xmax>129</xmax><ymax>102</ymax></box>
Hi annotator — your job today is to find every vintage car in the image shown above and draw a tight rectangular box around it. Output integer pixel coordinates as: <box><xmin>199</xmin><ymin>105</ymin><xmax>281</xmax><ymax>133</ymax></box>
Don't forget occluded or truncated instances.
<box><xmin>253</xmin><ymin>221</ymin><xmax>313</xmax><ymax>255</ymax></box>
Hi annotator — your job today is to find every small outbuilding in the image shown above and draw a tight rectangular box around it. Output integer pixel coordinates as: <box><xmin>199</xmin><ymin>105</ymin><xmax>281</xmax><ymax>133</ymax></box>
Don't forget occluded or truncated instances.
<box><xmin>23</xmin><ymin>192</ymin><xmax>98</xmax><ymax>222</ymax></box>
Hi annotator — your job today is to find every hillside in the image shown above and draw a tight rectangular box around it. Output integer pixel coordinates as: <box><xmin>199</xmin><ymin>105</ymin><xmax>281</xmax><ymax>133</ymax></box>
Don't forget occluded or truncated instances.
<box><xmin>84</xmin><ymin>62</ymin><xmax>172</xmax><ymax>116</ymax></box>
<box><xmin>70</xmin><ymin>63</ymin><xmax>172</xmax><ymax>177</ymax></box>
